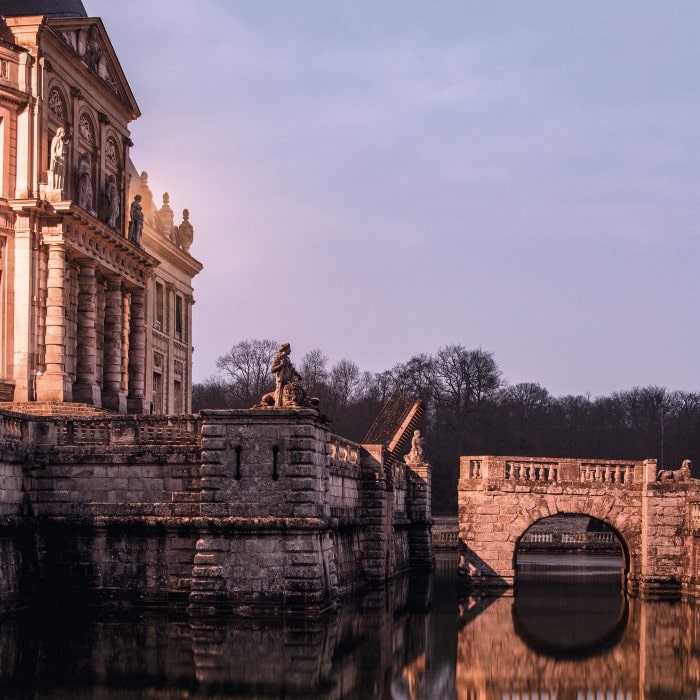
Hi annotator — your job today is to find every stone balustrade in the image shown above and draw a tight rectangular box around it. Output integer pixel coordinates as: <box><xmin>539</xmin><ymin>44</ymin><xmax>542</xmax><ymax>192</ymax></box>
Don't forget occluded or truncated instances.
<box><xmin>52</xmin><ymin>416</ymin><xmax>201</xmax><ymax>446</ymax></box>
<box><xmin>691</xmin><ymin>502</ymin><xmax>700</xmax><ymax>534</ymax></box>
<box><xmin>520</xmin><ymin>532</ymin><xmax>617</xmax><ymax>545</ymax></box>
<box><xmin>579</xmin><ymin>462</ymin><xmax>636</xmax><ymax>485</ymax></box>
<box><xmin>327</xmin><ymin>435</ymin><xmax>361</xmax><ymax>467</ymax></box>
<box><xmin>0</xmin><ymin>414</ymin><xmax>23</xmax><ymax>442</ymax></box>
<box><xmin>461</xmin><ymin>455</ymin><xmax>644</xmax><ymax>486</ymax></box>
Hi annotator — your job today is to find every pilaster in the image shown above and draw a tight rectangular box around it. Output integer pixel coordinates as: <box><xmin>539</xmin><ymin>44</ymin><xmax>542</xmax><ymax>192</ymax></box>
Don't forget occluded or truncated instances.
<box><xmin>11</xmin><ymin>214</ymin><xmax>35</xmax><ymax>400</ymax></box>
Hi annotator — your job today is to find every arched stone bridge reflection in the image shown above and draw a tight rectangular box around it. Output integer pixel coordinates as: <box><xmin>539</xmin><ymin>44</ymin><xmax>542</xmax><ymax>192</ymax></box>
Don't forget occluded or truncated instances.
<box><xmin>458</xmin><ymin>455</ymin><xmax>700</xmax><ymax>598</ymax></box>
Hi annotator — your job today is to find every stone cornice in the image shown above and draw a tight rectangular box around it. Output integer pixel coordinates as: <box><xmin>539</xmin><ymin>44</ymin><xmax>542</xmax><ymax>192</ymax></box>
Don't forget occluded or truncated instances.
<box><xmin>143</xmin><ymin>227</ymin><xmax>203</xmax><ymax>278</ymax></box>
<box><xmin>42</xmin><ymin>201</ymin><xmax>159</xmax><ymax>288</ymax></box>
<box><xmin>44</xmin><ymin>17</ymin><xmax>140</xmax><ymax>120</ymax></box>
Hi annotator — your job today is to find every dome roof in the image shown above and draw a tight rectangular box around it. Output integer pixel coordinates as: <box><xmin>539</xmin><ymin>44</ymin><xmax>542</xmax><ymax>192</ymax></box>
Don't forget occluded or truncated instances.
<box><xmin>0</xmin><ymin>0</ymin><xmax>87</xmax><ymax>17</ymax></box>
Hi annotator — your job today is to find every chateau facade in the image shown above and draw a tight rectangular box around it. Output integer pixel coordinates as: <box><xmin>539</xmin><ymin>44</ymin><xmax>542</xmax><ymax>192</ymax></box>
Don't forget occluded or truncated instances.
<box><xmin>0</xmin><ymin>2</ymin><xmax>202</xmax><ymax>413</ymax></box>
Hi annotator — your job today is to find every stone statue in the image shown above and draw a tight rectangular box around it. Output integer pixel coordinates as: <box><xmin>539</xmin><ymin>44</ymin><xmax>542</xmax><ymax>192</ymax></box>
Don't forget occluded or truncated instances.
<box><xmin>105</xmin><ymin>174</ymin><xmax>119</xmax><ymax>228</ymax></box>
<box><xmin>85</xmin><ymin>24</ymin><xmax>101</xmax><ymax>72</ymax></box>
<box><xmin>405</xmin><ymin>429</ymin><xmax>426</xmax><ymax>464</ymax></box>
<box><xmin>657</xmin><ymin>459</ymin><xmax>692</xmax><ymax>482</ymax></box>
<box><xmin>49</xmin><ymin>127</ymin><xmax>68</xmax><ymax>190</ymax></box>
<box><xmin>128</xmin><ymin>195</ymin><xmax>144</xmax><ymax>245</ymax></box>
<box><xmin>256</xmin><ymin>343</ymin><xmax>319</xmax><ymax>409</ymax></box>
<box><xmin>77</xmin><ymin>152</ymin><xmax>93</xmax><ymax>212</ymax></box>
<box><xmin>177</xmin><ymin>208</ymin><xmax>194</xmax><ymax>252</ymax></box>
<box><xmin>270</xmin><ymin>342</ymin><xmax>301</xmax><ymax>407</ymax></box>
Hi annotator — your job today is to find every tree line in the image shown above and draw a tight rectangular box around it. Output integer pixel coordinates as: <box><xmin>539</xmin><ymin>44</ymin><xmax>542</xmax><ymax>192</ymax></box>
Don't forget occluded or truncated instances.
<box><xmin>193</xmin><ymin>339</ymin><xmax>700</xmax><ymax>514</ymax></box>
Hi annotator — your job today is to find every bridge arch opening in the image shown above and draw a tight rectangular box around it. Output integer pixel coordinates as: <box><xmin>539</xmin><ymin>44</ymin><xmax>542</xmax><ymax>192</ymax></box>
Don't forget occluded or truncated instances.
<box><xmin>514</xmin><ymin>514</ymin><xmax>628</xmax><ymax>583</ymax></box>
<box><xmin>512</xmin><ymin>514</ymin><xmax>629</xmax><ymax>658</ymax></box>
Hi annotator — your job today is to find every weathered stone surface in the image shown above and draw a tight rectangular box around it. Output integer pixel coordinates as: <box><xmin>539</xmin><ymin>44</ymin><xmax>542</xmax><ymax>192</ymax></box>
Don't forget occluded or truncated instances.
<box><xmin>459</xmin><ymin>454</ymin><xmax>700</xmax><ymax>599</ymax></box>
<box><xmin>0</xmin><ymin>408</ymin><xmax>434</xmax><ymax>613</ymax></box>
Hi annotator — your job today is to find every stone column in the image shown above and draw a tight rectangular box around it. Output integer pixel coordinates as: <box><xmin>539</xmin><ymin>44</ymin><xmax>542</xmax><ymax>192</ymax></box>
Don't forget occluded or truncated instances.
<box><xmin>101</xmin><ymin>277</ymin><xmax>126</xmax><ymax>412</ymax></box>
<box><xmin>36</xmin><ymin>242</ymin><xmax>71</xmax><ymax>402</ymax></box>
<box><xmin>72</xmin><ymin>261</ymin><xmax>101</xmax><ymax>405</ymax></box>
<box><xmin>127</xmin><ymin>288</ymin><xmax>148</xmax><ymax>414</ymax></box>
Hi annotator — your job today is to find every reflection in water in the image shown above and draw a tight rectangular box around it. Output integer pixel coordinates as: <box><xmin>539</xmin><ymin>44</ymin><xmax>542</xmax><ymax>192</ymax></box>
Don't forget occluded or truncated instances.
<box><xmin>515</xmin><ymin>553</ymin><xmax>627</xmax><ymax>658</ymax></box>
<box><xmin>0</xmin><ymin>554</ymin><xmax>698</xmax><ymax>697</ymax></box>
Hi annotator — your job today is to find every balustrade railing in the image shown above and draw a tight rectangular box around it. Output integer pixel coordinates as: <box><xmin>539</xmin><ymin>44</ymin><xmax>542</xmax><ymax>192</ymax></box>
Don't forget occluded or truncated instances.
<box><xmin>691</xmin><ymin>502</ymin><xmax>700</xmax><ymax>533</ymax></box>
<box><xmin>579</xmin><ymin>462</ymin><xmax>635</xmax><ymax>484</ymax></box>
<box><xmin>461</xmin><ymin>455</ymin><xmax>644</xmax><ymax>486</ymax></box>
<box><xmin>328</xmin><ymin>435</ymin><xmax>361</xmax><ymax>468</ymax></box>
<box><xmin>520</xmin><ymin>531</ymin><xmax>618</xmax><ymax>546</ymax></box>
<box><xmin>55</xmin><ymin>416</ymin><xmax>201</xmax><ymax>446</ymax></box>
<box><xmin>1</xmin><ymin>415</ymin><xmax>23</xmax><ymax>441</ymax></box>
<box><xmin>505</xmin><ymin>461</ymin><xmax>559</xmax><ymax>482</ymax></box>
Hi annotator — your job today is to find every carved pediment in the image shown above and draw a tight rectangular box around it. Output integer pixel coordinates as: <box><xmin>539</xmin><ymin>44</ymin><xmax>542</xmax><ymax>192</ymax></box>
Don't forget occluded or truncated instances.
<box><xmin>47</xmin><ymin>17</ymin><xmax>140</xmax><ymax>118</ymax></box>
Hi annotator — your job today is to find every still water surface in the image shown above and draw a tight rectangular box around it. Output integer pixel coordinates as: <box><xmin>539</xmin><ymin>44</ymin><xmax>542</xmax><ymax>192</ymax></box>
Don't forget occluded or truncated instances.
<box><xmin>0</xmin><ymin>553</ymin><xmax>698</xmax><ymax>698</ymax></box>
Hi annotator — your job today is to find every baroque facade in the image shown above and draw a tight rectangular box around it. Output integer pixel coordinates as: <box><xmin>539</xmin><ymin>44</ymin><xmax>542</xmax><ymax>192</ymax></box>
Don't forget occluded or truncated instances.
<box><xmin>0</xmin><ymin>2</ymin><xmax>202</xmax><ymax>413</ymax></box>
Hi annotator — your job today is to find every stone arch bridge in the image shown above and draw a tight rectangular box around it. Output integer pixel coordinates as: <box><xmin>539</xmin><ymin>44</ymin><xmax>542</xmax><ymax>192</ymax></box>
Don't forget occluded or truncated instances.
<box><xmin>458</xmin><ymin>455</ymin><xmax>700</xmax><ymax>598</ymax></box>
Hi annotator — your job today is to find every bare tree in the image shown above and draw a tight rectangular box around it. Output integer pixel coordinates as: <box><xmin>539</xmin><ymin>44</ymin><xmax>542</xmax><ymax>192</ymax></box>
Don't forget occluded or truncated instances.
<box><xmin>328</xmin><ymin>359</ymin><xmax>361</xmax><ymax>409</ymax></box>
<box><xmin>301</xmin><ymin>348</ymin><xmax>329</xmax><ymax>398</ymax></box>
<box><xmin>215</xmin><ymin>339</ymin><xmax>277</xmax><ymax>406</ymax></box>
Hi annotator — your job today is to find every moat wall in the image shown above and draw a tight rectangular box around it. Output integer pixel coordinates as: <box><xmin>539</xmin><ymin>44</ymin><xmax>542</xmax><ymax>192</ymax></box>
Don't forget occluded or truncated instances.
<box><xmin>0</xmin><ymin>409</ymin><xmax>434</xmax><ymax>614</ymax></box>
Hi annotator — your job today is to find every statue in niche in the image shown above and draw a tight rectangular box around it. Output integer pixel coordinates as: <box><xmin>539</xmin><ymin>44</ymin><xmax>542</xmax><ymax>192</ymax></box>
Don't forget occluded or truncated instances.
<box><xmin>405</xmin><ymin>429</ymin><xmax>426</xmax><ymax>464</ymax></box>
<box><xmin>128</xmin><ymin>194</ymin><xmax>144</xmax><ymax>245</ymax></box>
<box><xmin>104</xmin><ymin>175</ymin><xmax>119</xmax><ymax>229</ymax></box>
<box><xmin>77</xmin><ymin>152</ymin><xmax>93</xmax><ymax>212</ymax></box>
<box><xmin>85</xmin><ymin>24</ymin><xmax>101</xmax><ymax>72</ymax></box>
<box><xmin>49</xmin><ymin>127</ymin><xmax>69</xmax><ymax>190</ymax></box>
<box><xmin>257</xmin><ymin>343</ymin><xmax>319</xmax><ymax>409</ymax></box>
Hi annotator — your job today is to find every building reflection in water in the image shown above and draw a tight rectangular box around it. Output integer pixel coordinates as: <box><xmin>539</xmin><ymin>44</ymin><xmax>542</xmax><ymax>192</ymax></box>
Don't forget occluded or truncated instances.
<box><xmin>0</xmin><ymin>554</ymin><xmax>699</xmax><ymax>697</ymax></box>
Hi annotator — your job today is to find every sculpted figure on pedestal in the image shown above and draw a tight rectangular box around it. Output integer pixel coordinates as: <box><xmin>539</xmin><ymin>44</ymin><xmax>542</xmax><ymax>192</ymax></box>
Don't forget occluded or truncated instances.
<box><xmin>105</xmin><ymin>175</ymin><xmax>120</xmax><ymax>229</ymax></box>
<box><xmin>657</xmin><ymin>459</ymin><xmax>692</xmax><ymax>482</ymax></box>
<box><xmin>128</xmin><ymin>194</ymin><xmax>144</xmax><ymax>245</ymax></box>
<box><xmin>49</xmin><ymin>127</ymin><xmax>69</xmax><ymax>191</ymax></box>
<box><xmin>406</xmin><ymin>429</ymin><xmax>426</xmax><ymax>464</ymax></box>
<box><xmin>77</xmin><ymin>152</ymin><xmax>93</xmax><ymax>212</ymax></box>
<box><xmin>257</xmin><ymin>343</ymin><xmax>319</xmax><ymax>408</ymax></box>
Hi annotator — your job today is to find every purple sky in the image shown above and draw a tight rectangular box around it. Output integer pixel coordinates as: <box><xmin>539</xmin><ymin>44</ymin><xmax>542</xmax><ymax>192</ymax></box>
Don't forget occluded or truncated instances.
<box><xmin>89</xmin><ymin>1</ymin><xmax>700</xmax><ymax>397</ymax></box>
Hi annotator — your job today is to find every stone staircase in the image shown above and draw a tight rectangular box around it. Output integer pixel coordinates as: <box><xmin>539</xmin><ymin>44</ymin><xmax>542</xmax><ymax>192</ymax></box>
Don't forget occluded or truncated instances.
<box><xmin>0</xmin><ymin>402</ymin><xmax>120</xmax><ymax>418</ymax></box>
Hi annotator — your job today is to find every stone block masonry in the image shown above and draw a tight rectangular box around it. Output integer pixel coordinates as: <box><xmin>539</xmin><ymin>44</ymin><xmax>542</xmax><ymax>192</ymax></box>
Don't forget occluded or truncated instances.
<box><xmin>0</xmin><ymin>407</ymin><xmax>434</xmax><ymax>614</ymax></box>
<box><xmin>458</xmin><ymin>454</ymin><xmax>700</xmax><ymax>599</ymax></box>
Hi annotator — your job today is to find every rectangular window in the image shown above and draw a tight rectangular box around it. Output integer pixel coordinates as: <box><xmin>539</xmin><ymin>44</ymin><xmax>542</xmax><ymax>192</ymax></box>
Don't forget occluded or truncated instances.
<box><xmin>155</xmin><ymin>282</ymin><xmax>164</xmax><ymax>331</ymax></box>
<box><xmin>174</xmin><ymin>380</ymin><xmax>182</xmax><ymax>414</ymax></box>
<box><xmin>152</xmin><ymin>371</ymin><xmax>163</xmax><ymax>414</ymax></box>
<box><xmin>175</xmin><ymin>294</ymin><xmax>183</xmax><ymax>340</ymax></box>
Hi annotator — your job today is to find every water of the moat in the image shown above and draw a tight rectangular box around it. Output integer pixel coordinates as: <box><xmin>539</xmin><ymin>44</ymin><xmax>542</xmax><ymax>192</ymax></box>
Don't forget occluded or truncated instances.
<box><xmin>0</xmin><ymin>552</ymin><xmax>698</xmax><ymax>698</ymax></box>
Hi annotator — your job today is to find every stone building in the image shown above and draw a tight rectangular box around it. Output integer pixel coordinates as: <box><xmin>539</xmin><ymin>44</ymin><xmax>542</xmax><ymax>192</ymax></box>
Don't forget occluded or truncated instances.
<box><xmin>0</xmin><ymin>1</ymin><xmax>202</xmax><ymax>413</ymax></box>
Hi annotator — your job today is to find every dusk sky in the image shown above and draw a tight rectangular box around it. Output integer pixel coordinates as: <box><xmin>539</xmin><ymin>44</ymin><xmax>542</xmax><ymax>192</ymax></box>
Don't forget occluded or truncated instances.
<box><xmin>89</xmin><ymin>1</ymin><xmax>700</xmax><ymax>397</ymax></box>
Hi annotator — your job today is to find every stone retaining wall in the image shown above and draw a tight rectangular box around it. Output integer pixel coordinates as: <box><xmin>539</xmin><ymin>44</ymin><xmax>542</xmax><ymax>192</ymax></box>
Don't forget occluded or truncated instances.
<box><xmin>0</xmin><ymin>408</ymin><xmax>434</xmax><ymax>613</ymax></box>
